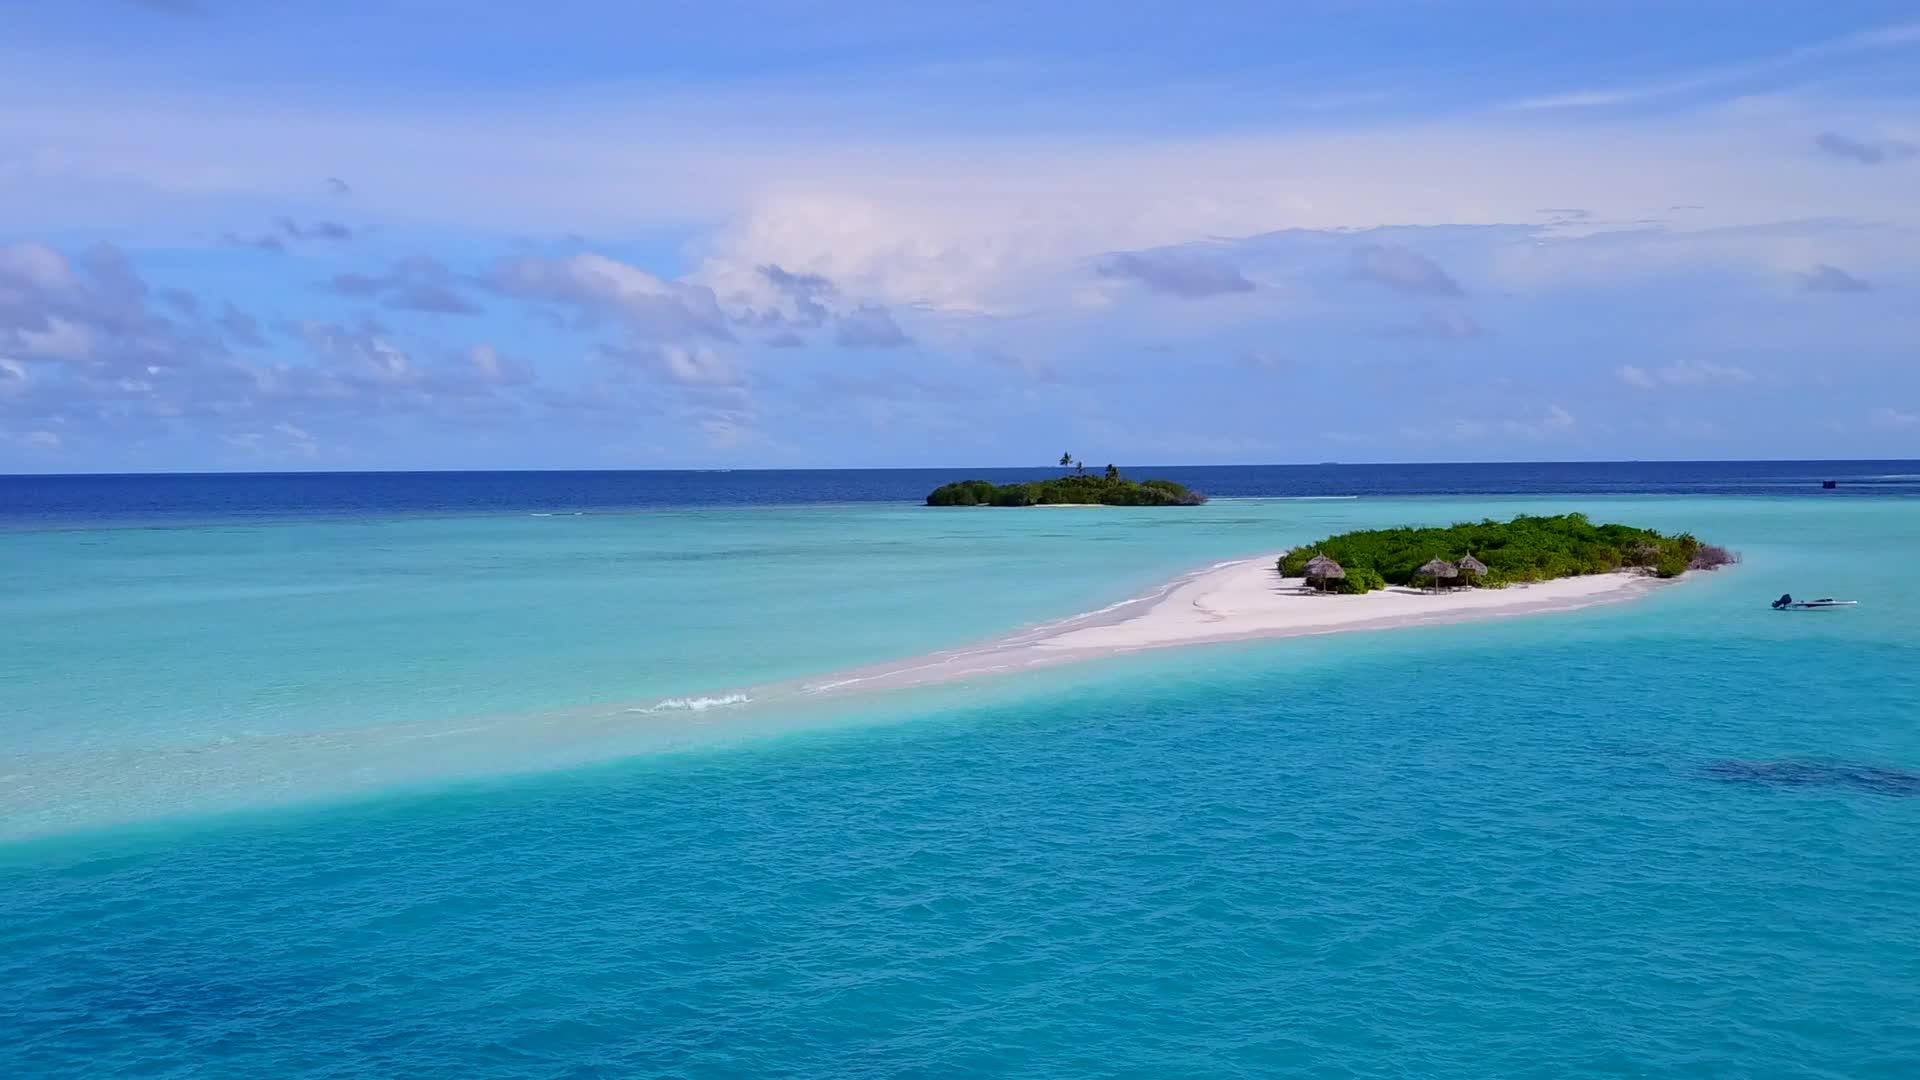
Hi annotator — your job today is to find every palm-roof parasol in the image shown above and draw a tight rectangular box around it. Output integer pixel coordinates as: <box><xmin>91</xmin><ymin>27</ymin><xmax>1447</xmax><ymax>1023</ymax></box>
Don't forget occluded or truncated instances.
<box><xmin>1303</xmin><ymin>553</ymin><xmax>1345</xmax><ymax>593</ymax></box>
<box><xmin>1456</xmin><ymin>553</ymin><xmax>1488</xmax><ymax>585</ymax></box>
<box><xmin>1417</xmin><ymin>557</ymin><xmax>1458</xmax><ymax>592</ymax></box>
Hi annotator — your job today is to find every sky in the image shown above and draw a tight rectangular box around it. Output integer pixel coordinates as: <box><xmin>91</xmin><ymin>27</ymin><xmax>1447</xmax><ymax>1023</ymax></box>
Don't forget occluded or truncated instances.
<box><xmin>1</xmin><ymin>1</ymin><xmax>1917</xmax><ymax>471</ymax></box>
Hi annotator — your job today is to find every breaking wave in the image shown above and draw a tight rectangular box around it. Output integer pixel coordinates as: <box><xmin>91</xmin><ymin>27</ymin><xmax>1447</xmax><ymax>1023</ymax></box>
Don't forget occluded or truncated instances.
<box><xmin>630</xmin><ymin>693</ymin><xmax>753</xmax><ymax>714</ymax></box>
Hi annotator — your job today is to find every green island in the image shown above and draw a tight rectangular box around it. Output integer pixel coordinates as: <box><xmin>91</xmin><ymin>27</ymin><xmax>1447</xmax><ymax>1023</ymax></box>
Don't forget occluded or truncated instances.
<box><xmin>927</xmin><ymin>455</ymin><xmax>1207</xmax><ymax>507</ymax></box>
<box><xmin>1277</xmin><ymin>513</ymin><xmax>1736</xmax><ymax>593</ymax></box>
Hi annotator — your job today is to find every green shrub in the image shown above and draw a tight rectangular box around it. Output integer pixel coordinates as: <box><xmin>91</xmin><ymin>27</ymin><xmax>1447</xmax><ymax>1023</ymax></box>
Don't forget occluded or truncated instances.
<box><xmin>926</xmin><ymin>474</ymin><xmax>1205</xmax><ymax>507</ymax></box>
<box><xmin>1279</xmin><ymin>513</ymin><xmax>1728</xmax><ymax>589</ymax></box>
<box><xmin>926</xmin><ymin>479</ymin><xmax>1004</xmax><ymax>506</ymax></box>
<box><xmin>1330</xmin><ymin>567</ymin><xmax>1387</xmax><ymax>593</ymax></box>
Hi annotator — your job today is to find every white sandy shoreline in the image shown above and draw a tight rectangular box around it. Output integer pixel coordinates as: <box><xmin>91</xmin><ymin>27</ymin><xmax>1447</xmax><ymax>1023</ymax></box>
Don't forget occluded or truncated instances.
<box><xmin>1029</xmin><ymin>557</ymin><xmax>1656</xmax><ymax>654</ymax></box>
<box><xmin>639</xmin><ymin>556</ymin><xmax>1670</xmax><ymax>712</ymax></box>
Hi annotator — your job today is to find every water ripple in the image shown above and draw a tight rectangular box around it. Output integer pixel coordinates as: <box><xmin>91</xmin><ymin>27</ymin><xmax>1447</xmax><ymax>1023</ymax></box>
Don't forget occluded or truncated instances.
<box><xmin>5</xmin><ymin>634</ymin><xmax>1920</xmax><ymax>1078</ymax></box>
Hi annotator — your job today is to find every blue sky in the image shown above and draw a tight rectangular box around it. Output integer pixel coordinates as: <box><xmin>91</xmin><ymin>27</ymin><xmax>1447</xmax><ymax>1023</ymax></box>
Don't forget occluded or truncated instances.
<box><xmin>1</xmin><ymin>1</ymin><xmax>1917</xmax><ymax>470</ymax></box>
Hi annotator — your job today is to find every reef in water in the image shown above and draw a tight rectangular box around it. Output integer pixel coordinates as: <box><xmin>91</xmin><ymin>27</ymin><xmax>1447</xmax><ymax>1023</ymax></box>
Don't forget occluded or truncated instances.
<box><xmin>1705</xmin><ymin>759</ymin><xmax>1920</xmax><ymax>797</ymax></box>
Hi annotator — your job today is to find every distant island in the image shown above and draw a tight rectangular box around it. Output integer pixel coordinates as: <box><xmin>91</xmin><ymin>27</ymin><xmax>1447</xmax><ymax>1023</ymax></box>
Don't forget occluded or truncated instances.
<box><xmin>1277</xmin><ymin>513</ymin><xmax>1735</xmax><ymax>592</ymax></box>
<box><xmin>927</xmin><ymin>455</ymin><xmax>1206</xmax><ymax>507</ymax></box>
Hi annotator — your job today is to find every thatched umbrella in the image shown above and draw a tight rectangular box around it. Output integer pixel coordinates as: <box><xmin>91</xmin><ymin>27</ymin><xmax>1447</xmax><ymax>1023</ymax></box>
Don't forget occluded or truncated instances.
<box><xmin>1417</xmin><ymin>557</ymin><xmax>1458</xmax><ymax>593</ymax></box>
<box><xmin>1456</xmin><ymin>553</ymin><xmax>1488</xmax><ymax>587</ymax></box>
<box><xmin>1303</xmin><ymin>553</ymin><xmax>1345</xmax><ymax>594</ymax></box>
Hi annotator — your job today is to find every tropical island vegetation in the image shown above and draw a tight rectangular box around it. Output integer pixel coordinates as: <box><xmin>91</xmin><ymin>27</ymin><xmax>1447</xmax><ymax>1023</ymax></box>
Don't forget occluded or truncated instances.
<box><xmin>927</xmin><ymin>454</ymin><xmax>1207</xmax><ymax>507</ymax></box>
<box><xmin>1276</xmin><ymin>513</ymin><xmax>1736</xmax><ymax>593</ymax></box>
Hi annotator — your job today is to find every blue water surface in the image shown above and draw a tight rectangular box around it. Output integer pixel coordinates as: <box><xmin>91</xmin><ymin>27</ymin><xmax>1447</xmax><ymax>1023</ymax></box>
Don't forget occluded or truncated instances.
<box><xmin>3</xmin><ymin>459</ymin><xmax>1915</xmax><ymax>528</ymax></box>
<box><xmin>4</xmin><ymin>466</ymin><xmax>1919</xmax><ymax>1078</ymax></box>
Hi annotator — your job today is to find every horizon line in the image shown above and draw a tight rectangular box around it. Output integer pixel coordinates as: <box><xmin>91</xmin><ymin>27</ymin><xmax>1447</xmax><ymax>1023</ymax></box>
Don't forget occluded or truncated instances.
<box><xmin>4</xmin><ymin>457</ymin><xmax>1916</xmax><ymax>480</ymax></box>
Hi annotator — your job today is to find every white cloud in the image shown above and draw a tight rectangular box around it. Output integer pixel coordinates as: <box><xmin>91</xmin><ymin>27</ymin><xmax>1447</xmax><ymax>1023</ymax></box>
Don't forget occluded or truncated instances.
<box><xmin>699</xmin><ymin>416</ymin><xmax>750</xmax><ymax>448</ymax></box>
<box><xmin>492</xmin><ymin>254</ymin><xmax>732</xmax><ymax>341</ymax></box>
<box><xmin>1504</xmin><ymin>20</ymin><xmax>1920</xmax><ymax>110</ymax></box>
<box><xmin>298</xmin><ymin>321</ymin><xmax>416</xmax><ymax>383</ymax></box>
<box><xmin>1799</xmin><ymin>263</ymin><xmax>1872</xmax><ymax>293</ymax></box>
<box><xmin>1098</xmin><ymin>250</ymin><xmax>1255</xmax><ymax>299</ymax></box>
<box><xmin>616</xmin><ymin>343</ymin><xmax>746</xmax><ymax>389</ymax></box>
<box><xmin>1410</xmin><ymin>404</ymin><xmax>1576</xmax><ymax>444</ymax></box>
<box><xmin>1350</xmin><ymin>244</ymin><xmax>1462</xmax><ymax>296</ymax></box>
<box><xmin>468</xmin><ymin>344</ymin><xmax>507</xmax><ymax>381</ymax></box>
<box><xmin>1488</xmin><ymin>219</ymin><xmax>1913</xmax><ymax>294</ymax></box>
<box><xmin>3</xmin><ymin>36</ymin><xmax>1918</xmax><ymax>467</ymax></box>
<box><xmin>1664</xmin><ymin>416</ymin><xmax>1726</xmax><ymax>440</ymax></box>
<box><xmin>1869</xmin><ymin>406</ymin><xmax>1919</xmax><ymax>429</ymax></box>
<box><xmin>1814</xmin><ymin>131</ymin><xmax>1919</xmax><ymax>166</ymax></box>
<box><xmin>1664</xmin><ymin>361</ymin><xmax>1753</xmax><ymax>387</ymax></box>
<box><xmin>1616</xmin><ymin>365</ymin><xmax>1656</xmax><ymax>389</ymax></box>
<box><xmin>221</xmin><ymin>421</ymin><xmax>320</xmax><ymax>462</ymax></box>
<box><xmin>693</xmin><ymin>192</ymin><xmax>1053</xmax><ymax>315</ymax></box>
<box><xmin>833</xmin><ymin>306</ymin><xmax>912</xmax><ymax>349</ymax></box>
<box><xmin>10</xmin><ymin>75</ymin><xmax>1920</xmax><ymax>319</ymax></box>
<box><xmin>698</xmin><ymin>263</ymin><xmax>836</xmax><ymax>330</ymax></box>
<box><xmin>0</xmin><ymin>242</ymin><xmax>77</xmax><ymax>291</ymax></box>
<box><xmin>467</xmin><ymin>344</ymin><xmax>531</xmax><ymax>387</ymax></box>
<box><xmin>272</xmin><ymin>421</ymin><xmax>319</xmax><ymax>458</ymax></box>
<box><xmin>1392</xmin><ymin>308</ymin><xmax>1484</xmax><ymax>339</ymax></box>
<box><xmin>1616</xmin><ymin>360</ymin><xmax>1754</xmax><ymax>389</ymax></box>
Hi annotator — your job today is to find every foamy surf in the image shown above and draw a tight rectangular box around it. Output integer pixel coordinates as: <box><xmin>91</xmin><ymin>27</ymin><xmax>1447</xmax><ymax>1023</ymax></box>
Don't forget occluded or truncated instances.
<box><xmin>630</xmin><ymin>693</ymin><xmax>753</xmax><ymax>713</ymax></box>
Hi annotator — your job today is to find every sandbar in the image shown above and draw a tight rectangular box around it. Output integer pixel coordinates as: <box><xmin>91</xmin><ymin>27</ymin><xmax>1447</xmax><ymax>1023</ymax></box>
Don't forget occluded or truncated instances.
<box><xmin>1034</xmin><ymin>557</ymin><xmax>1653</xmax><ymax>652</ymax></box>
<box><xmin>741</xmin><ymin>556</ymin><xmax>1665</xmax><ymax>702</ymax></box>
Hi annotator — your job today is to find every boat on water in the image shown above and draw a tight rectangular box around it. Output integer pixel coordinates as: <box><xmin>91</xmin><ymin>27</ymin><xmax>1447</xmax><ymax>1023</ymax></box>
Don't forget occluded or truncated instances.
<box><xmin>1771</xmin><ymin>593</ymin><xmax>1857</xmax><ymax>610</ymax></box>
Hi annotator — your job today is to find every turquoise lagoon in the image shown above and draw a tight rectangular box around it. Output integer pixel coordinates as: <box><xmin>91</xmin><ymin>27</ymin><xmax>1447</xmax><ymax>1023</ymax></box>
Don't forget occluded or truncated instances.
<box><xmin>3</xmin><ymin>493</ymin><xmax>1919</xmax><ymax>1077</ymax></box>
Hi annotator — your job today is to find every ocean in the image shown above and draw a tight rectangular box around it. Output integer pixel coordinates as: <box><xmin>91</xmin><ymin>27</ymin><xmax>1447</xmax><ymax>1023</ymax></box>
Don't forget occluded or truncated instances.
<box><xmin>4</xmin><ymin>462</ymin><xmax>1919</xmax><ymax>1078</ymax></box>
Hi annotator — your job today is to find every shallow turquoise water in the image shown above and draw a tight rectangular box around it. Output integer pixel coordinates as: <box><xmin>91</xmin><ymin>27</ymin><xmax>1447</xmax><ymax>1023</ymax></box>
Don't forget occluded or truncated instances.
<box><xmin>6</xmin><ymin>494</ymin><xmax>1783</xmax><ymax>835</ymax></box>
<box><xmin>4</xmin><ymin>496</ymin><xmax>1920</xmax><ymax>1077</ymax></box>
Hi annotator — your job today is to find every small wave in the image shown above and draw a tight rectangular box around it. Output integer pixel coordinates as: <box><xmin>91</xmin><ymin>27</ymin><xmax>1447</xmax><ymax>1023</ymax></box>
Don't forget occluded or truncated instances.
<box><xmin>1275</xmin><ymin>495</ymin><xmax>1359</xmax><ymax>501</ymax></box>
<box><xmin>630</xmin><ymin>693</ymin><xmax>752</xmax><ymax>713</ymax></box>
<box><xmin>1081</xmin><ymin>594</ymin><xmax>1152</xmax><ymax>617</ymax></box>
<box><xmin>530</xmin><ymin>513</ymin><xmax>554</xmax><ymax>517</ymax></box>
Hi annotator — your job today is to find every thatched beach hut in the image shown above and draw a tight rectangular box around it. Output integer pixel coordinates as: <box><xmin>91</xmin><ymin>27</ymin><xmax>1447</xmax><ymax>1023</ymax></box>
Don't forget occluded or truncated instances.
<box><xmin>1303</xmin><ymin>553</ymin><xmax>1345</xmax><ymax>594</ymax></box>
<box><xmin>1417</xmin><ymin>557</ymin><xmax>1458</xmax><ymax>593</ymax></box>
<box><xmin>1456</xmin><ymin>553</ymin><xmax>1488</xmax><ymax>587</ymax></box>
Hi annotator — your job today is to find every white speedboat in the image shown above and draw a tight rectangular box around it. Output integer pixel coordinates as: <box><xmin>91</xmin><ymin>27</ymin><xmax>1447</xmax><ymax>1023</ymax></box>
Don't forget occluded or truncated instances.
<box><xmin>1770</xmin><ymin>594</ymin><xmax>1856</xmax><ymax>610</ymax></box>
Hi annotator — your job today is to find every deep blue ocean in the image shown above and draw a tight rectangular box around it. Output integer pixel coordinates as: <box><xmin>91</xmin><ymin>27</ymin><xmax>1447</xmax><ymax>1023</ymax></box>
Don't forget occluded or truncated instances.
<box><xmin>3</xmin><ymin>459</ymin><xmax>1915</xmax><ymax>528</ymax></box>
<box><xmin>4</xmin><ymin>462</ymin><xmax>1919</xmax><ymax>1078</ymax></box>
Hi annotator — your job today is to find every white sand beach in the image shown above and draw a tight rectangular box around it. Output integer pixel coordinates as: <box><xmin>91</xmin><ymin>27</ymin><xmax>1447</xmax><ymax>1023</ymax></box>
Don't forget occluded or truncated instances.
<box><xmin>1033</xmin><ymin>557</ymin><xmax>1652</xmax><ymax>653</ymax></box>
<box><xmin>785</xmin><ymin>556</ymin><xmax>1662</xmax><ymax>698</ymax></box>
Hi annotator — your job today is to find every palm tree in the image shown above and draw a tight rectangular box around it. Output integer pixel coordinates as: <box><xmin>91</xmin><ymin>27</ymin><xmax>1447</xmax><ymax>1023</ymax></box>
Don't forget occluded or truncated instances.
<box><xmin>1075</xmin><ymin>459</ymin><xmax>1086</xmax><ymax>476</ymax></box>
<box><xmin>1104</xmin><ymin>464</ymin><xmax>1119</xmax><ymax>481</ymax></box>
<box><xmin>1059</xmin><ymin>451</ymin><xmax>1073</xmax><ymax>471</ymax></box>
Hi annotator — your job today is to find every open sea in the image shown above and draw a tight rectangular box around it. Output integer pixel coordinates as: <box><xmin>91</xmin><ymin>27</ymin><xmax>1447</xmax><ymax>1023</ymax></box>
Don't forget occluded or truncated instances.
<box><xmin>4</xmin><ymin>461</ymin><xmax>1919</xmax><ymax>1078</ymax></box>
